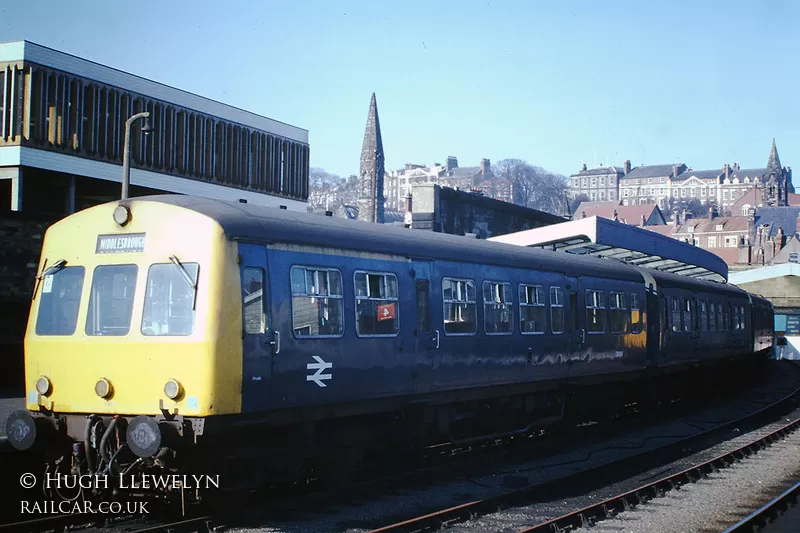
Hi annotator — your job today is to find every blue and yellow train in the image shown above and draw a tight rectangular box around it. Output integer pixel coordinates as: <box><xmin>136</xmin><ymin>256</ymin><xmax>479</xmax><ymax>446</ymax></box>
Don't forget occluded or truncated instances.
<box><xmin>5</xmin><ymin>195</ymin><xmax>774</xmax><ymax>497</ymax></box>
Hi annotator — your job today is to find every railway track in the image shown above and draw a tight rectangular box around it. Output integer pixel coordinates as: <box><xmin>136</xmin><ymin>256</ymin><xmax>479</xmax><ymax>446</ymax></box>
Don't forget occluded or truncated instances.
<box><xmin>720</xmin><ymin>481</ymin><xmax>800</xmax><ymax>533</ymax></box>
<box><xmin>363</xmin><ymin>380</ymin><xmax>800</xmax><ymax>533</ymax></box>
<box><xmin>0</xmin><ymin>513</ymin><xmax>215</xmax><ymax>533</ymax></box>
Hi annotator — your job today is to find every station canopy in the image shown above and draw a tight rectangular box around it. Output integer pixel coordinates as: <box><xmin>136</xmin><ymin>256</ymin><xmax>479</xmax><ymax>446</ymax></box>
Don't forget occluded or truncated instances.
<box><xmin>488</xmin><ymin>216</ymin><xmax>728</xmax><ymax>283</ymax></box>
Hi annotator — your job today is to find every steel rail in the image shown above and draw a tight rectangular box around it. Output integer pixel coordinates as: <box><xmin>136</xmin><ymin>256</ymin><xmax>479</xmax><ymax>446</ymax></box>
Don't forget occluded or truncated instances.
<box><xmin>720</xmin><ymin>480</ymin><xmax>800</xmax><ymax>533</ymax></box>
<box><xmin>364</xmin><ymin>382</ymin><xmax>800</xmax><ymax>533</ymax></box>
<box><xmin>0</xmin><ymin>511</ymin><xmax>213</xmax><ymax>533</ymax></box>
<box><xmin>517</xmin><ymin>416</ymin><xmax>800</xmax><ymax>532</ymax></box>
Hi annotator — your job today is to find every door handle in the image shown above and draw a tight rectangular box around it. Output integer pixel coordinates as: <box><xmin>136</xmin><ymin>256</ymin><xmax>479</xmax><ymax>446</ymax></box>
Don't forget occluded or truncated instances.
<box><xmin>270</xmin><ymin>330</ymin><xmax>280</xmax><ymax>355</ymax></box>
<box><xmin>433</xmin><ymin>330</ymin><xmax>440</xmax><ymax>349</ymax></box>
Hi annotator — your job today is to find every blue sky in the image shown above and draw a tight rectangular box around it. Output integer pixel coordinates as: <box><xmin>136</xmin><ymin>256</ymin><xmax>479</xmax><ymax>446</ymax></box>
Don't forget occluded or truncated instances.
<box><xmin>2</xmin><ymin>1</ymin><xmax>798</xmax><ymax>179</ymax></box>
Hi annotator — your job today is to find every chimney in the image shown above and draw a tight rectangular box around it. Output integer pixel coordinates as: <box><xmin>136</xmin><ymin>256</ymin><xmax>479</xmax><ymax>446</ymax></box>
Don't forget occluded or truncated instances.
<box><xmin>581</xmin><ymin>163</ymin><xmax>587</xmax><ymax>171</ymax></box>
<box><xmin>641</xmin><ymin>214</ymin><xmax>646</xmax><ymax>226</ymax></box>
<box><xmin>613</xmin><ymin>208</ymin><xmax>619</xmax><ymax>221</ymax></box>
<box><xmin>682</xmin><ymin>207</ymin><xmax>688</xmax><ymax>221</ymax></box>
<box><xmin>673</xmin><ymin>165</ymin><xmax>679</xmax><ymax>179</ymax></box>
<box><xmin>405</xmin><ymin>192</ymin><xmax>413</xmax><ymax>213</ymax></box>
<box><xmin>724</xmin><ymin>164</ymin><xmax>730</xmax><ymax>181</ymax></box>
<box><xmin>708</xmin><ymin>206</ymin><xmax>714</xmax><ymax>220</ymax></box>
<box><xmin>777</xmin><ymin>226</ymin><xmax>785</xmax><ymax>251</ymax></box>
<box><xmin>480</xmin><ymin>158</ymin><xmax>491</xmax><ymax>175</ymax></box>
<box><xmin>624</xmin><ymin>160</ymin><xmax>631</xmax><ymax>175</ymax></box>
<box><xmin>674</xmin><ymin>209</ymin><xmax>680</xmax><ymax>225</ymax></box>
<box><xmin>446</xmin><ymin>156</ymin><xmax>458</xmax><ymax>172</ymax></box>
<box><xmin>733</xmin><ymin>162</ymin><xmax>740</xmax><ymax>171</ymax></box>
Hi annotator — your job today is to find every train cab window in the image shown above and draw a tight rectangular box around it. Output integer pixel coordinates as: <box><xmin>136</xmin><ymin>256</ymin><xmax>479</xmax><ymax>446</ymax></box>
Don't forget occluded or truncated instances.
<box><xmin>484</xmin><ymin>281</ymin><xmax>513</xmax><ymax>335</ymax></box>
<box><xmin>700</xmin><ymin>300</ymin><xmax>708</xmax><ymax>331</ymax></box>
<box><xmin>141</xmin><ymin>263</ymin><xmax>199</xmax><ymax>336</ymax></box>
<box><xmin>609</xmin><ymin>292</ymin><xmax>628</xmax><ymax>334</ymax></box>
<box><xmin>36</xmin><ymin>266</ymin><xmax>85</xmax><ymax>336</ymax></box>
<box><xmin>585</xmin><ymin>290</ymin><xmax>606</xmax><ymax>333</ymax></box>
<box><xmin>354</xmin><ymin>271</ymin><xmax>398</xmax><ymax>337</ymax></box>
<box><xmin>519</xmin><ymin>284</ymin><xmax>545</xmax><ymax>334</ymax></box>
<box><xmin>291</xmin><ymin>267</ymin><xmax>343</xmax><ymax>337</ymax></box>
<box><xmin>242</xmin><ymin>268</ymin><xmax>266</xmax><ymax>334</ymax></box>
<box><xmin>671</xmin><ymin>298</ymin><xmax>682</xmax><ymax>332</ymax></box>
<box><xmin>709</xmin><ymin>303</ymin><xmax>717</xmax><ymax>331</ymax></box>
<box><xmin>550</xmin><ymin>287</ymin><xmax>565</xmax><ymax>334</ymax></box>
<box><xmin>630</xmin><ymin>293</ymin><xmax>642</xmax><ymax>334</ymax></box>
<box><xmin>683</xmin><ymin>299</ymin><xmax>693</xmax><ymax>332</ymax></box>
<box><xmin>85</xmin><ymin>265</ymin><xmax>138</xmax><ymax>336</ymax></box>
<box><xmin>443</xmin><ymin>278</ymin><xmax>476</xmax><ymax>335</ymax></box>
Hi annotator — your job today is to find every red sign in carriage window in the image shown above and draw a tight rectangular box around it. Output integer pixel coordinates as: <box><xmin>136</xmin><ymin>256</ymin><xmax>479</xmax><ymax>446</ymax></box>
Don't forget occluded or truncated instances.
<box><xmin>377</xmin><ymin>303</ymin><xmax>396</xmax><ymax>321</ymax></box>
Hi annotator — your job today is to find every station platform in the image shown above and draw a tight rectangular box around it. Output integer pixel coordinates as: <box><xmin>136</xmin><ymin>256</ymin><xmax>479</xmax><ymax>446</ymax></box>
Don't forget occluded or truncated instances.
<box><xmin>488</xmin><ymin>216</ymin><xmax>728</xmax><ymax>282</ymax></box>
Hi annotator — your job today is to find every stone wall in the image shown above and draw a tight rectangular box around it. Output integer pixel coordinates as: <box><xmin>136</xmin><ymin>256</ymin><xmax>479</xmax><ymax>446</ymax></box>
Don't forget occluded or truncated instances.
<box><xmin>410</xmin><ymin>184</ymin><xmax>565</xmax><ymax>238</ymax></box>
<box><xmin>0</xmin><ymin>211</ymin><xmax>57</xmax><ymax>393</ymax></box>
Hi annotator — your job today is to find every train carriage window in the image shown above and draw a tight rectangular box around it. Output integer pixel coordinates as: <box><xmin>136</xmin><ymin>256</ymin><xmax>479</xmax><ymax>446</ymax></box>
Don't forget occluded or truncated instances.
<box><xmin>443</xmin><ymin>278</ymin><xmax>476</xmax><ymax>335</ymax></box>
<box><xmin>585</xmin><ymin>289</ymin><xmax>606</xmax><ymax>333</ymax></box>
<box><xmin>683</xmin><ymin>299</ymin><xmax>693</xmax><ymax>332</ymax></box>
<box><xmin>717</xmin><ymin>303</ymin><xmax>724</xmax><ymax>332</ymax></box>
<box><xmin>354</xmin><ymin>271</ymin><xmax>399</xmax><ymax>337</ymax></box>
<box><xmin>671</xmin><ymin>298</ymin><xmax>682</xmax><ymax>332</ymax></box>
<box><xmin>484</xmin><ymin>281</ymin><xmax>513</xmax><ymax>335</ymax></box>
<box><xmin>415</xmin><ymin>280</ymin><xmax>430</xmax><ymax>333</ymax></box>
<box><xmin>291</xmin><ymin>267</ymin><xmax>343</xmax><ymax>337</ymax></box>
<box><xmin>727</xmin><ymin>304</ymin><xmax>734</xmax><ymax>331</ymax></box>
<box><xmin>609</xmin><ymin>292</ymin><xmax>628</xmax><ymax>333</ymax></box>
<box><xmin>243</xmin><ymin>268</ymin><xmax>266</xmax><ymax>334</ymax></box>
<box><xmin>700</xmin><ymin>300</ymin><xmax>708</xmax><ymax>331</ymax></box>
<box><xmin>734</xmin><ymin>305</ymin><xmax>740</xmax><ymax>330</ymax></box>
<box><xmin>86</xmin><ymin>265</ymin><xmax>138</xmax><ymax>336</ymax></box>
<box><xmin>550</xmin><ymin>287</ymin><xmax>565</xmax><ymax>334</ymax></box>
<box><xmin>630</xmin><ymin>293</ymin><xmax>642</xmax><ymax>334</ymax></box>
<box><xmin>709</xmin><ymin>303</ymin><xmax>717</xmax><ymax>331</ymax></box>
<box><xmin>740</xmin><ymin>305</ymin><xmax>747</xmax><ymax>329</ymax></box>
<box><xmin>36</xmin><ymin>266</ymin><xmax>85</xmax><ymax>336</ymax></box>
<box><xmin>141</xmin><ymin>262</ymin><xmax>199</xmax><ymax>336</ymax></box>
<box><xmin>519</xmin><ymin>284</ymin><xmax>545</xmax><ymax>334</ymax></box>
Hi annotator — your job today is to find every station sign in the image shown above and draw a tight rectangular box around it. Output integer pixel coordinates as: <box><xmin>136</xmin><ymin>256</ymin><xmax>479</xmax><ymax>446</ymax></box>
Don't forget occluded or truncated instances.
<box><xmin>96</xmin><ymin>233</ymin><xmax>146</xmax><ymax>254</ymax></box>
<box><xmin>786</xmin><ymin>315</ymin><xmax>800</xmax><ymax>335</ymax></box>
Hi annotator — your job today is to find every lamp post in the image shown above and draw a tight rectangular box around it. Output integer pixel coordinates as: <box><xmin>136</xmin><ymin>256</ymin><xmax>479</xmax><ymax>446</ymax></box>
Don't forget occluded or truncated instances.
<box><xmin>121</xmin><ymin>112</ymin><xmax>153</xmax><ymax>200</ymax></box>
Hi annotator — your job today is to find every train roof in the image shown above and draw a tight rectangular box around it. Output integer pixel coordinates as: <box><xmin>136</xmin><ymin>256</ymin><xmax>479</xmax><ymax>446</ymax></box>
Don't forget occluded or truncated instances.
<box><xmin>125</xmin><ymin>195</ymin><xmax>748</xmax><ymax>297</ymax></box>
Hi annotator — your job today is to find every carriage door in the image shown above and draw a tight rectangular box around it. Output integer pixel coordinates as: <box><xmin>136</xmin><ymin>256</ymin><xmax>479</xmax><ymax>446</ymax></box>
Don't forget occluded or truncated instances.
<box><xmin>566</xmin><ymin>276</ymin><xmax>584</xmax><ymax>365</ymax></box>
<box><xmin>412</xmin><ymin>260</ymin><xmax>438</xmax><ymax>394</ymax></box>
<box><xmin>239</xmin><ymin>243</ymin><xmax>275</xmax><ymax>412</ymax></box>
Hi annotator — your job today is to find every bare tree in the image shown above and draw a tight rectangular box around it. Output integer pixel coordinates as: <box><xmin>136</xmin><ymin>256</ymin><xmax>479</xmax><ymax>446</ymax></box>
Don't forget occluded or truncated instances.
<box><xmin>493</xmin><ymin>159</ymin><xmax>569</xmax><ymax>215</ymax></box>
<box><xmin>308</xmin><ymin>168</ymin><xmax>346</xmax><ymax>211</ymax></box>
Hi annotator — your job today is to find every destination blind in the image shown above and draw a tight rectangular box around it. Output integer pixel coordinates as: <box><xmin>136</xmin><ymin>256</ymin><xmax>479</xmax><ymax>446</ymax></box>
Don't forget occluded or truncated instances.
<box><xmin>96</xmin><ymin>233</ymin><xmax>146</xmax><ymax>254</ymax></box>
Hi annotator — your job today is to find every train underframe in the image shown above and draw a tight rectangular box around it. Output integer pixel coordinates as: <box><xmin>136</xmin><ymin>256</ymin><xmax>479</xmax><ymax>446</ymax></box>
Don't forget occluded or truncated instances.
<box><xmin>8</xmin><ymin>352</ymin><xmax>768</xmax><ymax>506</ymax></box>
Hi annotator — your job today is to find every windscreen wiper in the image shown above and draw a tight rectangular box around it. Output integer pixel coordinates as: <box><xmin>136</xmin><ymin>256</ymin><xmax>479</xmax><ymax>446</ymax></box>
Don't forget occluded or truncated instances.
<box><xmin>32</xmin><ymin>259</ymin><xmax>67</xmax><ymax>301</ymax></box>
<box><xmin>169</xmin><ymin>255</ymin><xmax>198</xmax><ymax>310</ymax></box>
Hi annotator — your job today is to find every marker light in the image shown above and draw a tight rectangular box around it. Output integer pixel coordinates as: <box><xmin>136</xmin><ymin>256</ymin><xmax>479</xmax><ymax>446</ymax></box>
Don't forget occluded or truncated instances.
<box><xmin>36</xmin><ymin>376</ymin><xmax>51</xmax><ymax>396</ymax></box>
<box><xmin>113</xmin><ymin>205</ymin><xmax>131</xmax><ymax>227</ymax></box>
<box><xmin>164</xmin><ymin>379</ymin><xmax>183</xmax><ymax>400</ymax></box>
<box><xmin>95</xmin><ymin>378</ymin><xmax>113</xmax><ymax>399</ymax></box>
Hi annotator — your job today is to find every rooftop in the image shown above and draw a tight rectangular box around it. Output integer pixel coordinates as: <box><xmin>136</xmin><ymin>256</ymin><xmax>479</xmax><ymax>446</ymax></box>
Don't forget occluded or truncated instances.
<box><xmin>489</xmin><ymin>216</ymin><xmax>728</xmax><ymax>282</ymax></box>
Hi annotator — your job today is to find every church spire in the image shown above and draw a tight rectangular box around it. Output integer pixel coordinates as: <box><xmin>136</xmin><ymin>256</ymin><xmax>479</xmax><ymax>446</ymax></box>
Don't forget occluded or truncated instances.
<box><xmin>767</xmin><ymin>137</ymin><xmax>782</xmax><ymax>176</ymax></box>
<box><xmin>358</xmin><ymin>93</ymin><xmax>385</xmax><ymax>223</ymax></box>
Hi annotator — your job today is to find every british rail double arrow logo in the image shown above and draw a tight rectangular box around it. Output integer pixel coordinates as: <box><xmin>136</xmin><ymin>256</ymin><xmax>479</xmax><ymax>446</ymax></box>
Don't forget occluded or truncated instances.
<box><xmin>306</xmin><ymin>356</ymin><xmax>333</xmax><ymax>387</ymax></box>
